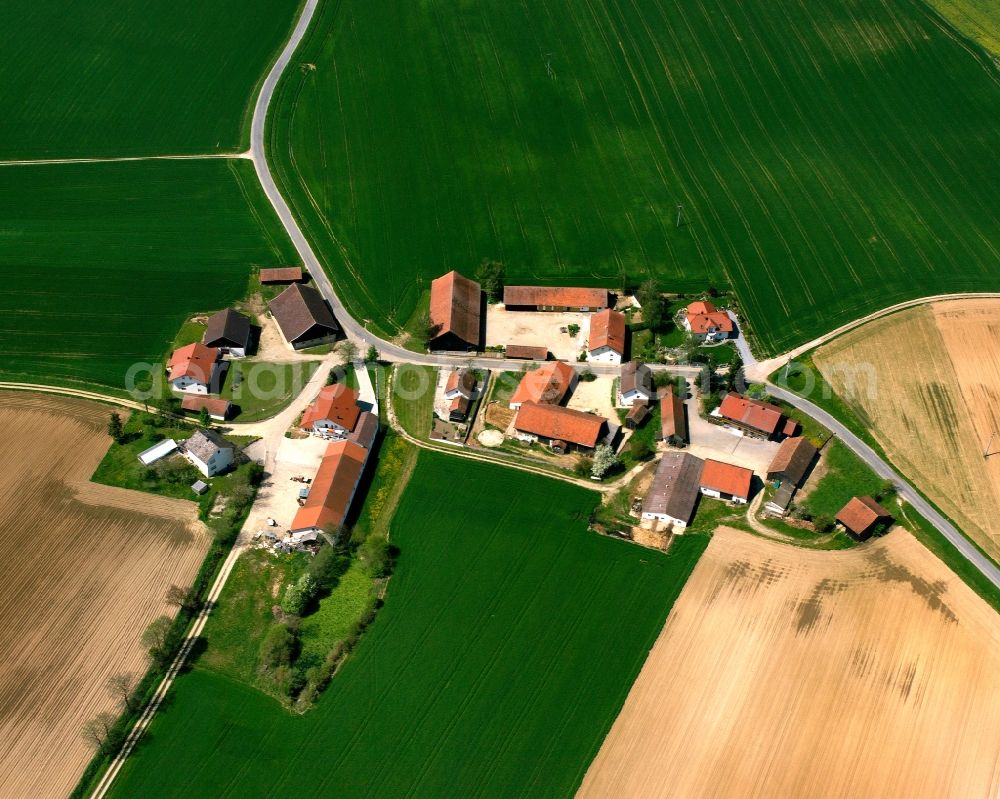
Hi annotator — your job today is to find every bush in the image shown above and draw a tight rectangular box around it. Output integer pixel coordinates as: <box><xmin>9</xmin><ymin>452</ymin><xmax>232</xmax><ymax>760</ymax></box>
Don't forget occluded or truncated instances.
<box><xmin>812</xmin><ymin>513</ymin><xmax>835</xmax><ymax>533</ymax></box>
<box><xmin>579</xmin><ymin>368</ymin><xmax>596</xmax><ymax>382</ymax></box>
<box><xmin>361</xmin><ymin>534</ymin><xmax>395</xmax><ymax>578</ymax></box>
<box><xmin>573</xmin><ymin>456</ymin><xmax>593</xmax><ymax>477</ymax></box>
<box><xmin>629</xmin><ymin>438</ymin><xmax>653</xmax><ymax>461</ymax></box>
<box><xmin>309</xmin><ymin>544</ymin><xmax>350</xmax><ymax>591</ymax></box>
<box><xmin>282</xmin><ymin>574</ymin><xmax>319</xmax><ymax>616</ymax></box>
<box><xmin>567</xmin><ymin>323</ymin><xmax>580</xmax><ymax>337</ymax></box>
<box><xmin>259</xmin><ymin>623</ymin><xmax>298</xmax><ymax>670</ymax></box>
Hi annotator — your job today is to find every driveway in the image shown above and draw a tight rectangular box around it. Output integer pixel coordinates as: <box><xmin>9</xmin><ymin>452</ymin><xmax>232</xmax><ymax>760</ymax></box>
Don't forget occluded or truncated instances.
<box><xmin>681</xmin><ymin>392</ymin><xmax>780</xmax><ymax>475</ymax></box>
<box><xmin>485</xmin><ymin>306</ymin><xmax>590</xmax><ymax>361</ymax></box>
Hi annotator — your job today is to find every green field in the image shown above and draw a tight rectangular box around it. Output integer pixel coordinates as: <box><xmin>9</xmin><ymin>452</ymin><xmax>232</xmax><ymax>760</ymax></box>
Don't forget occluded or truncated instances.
<box><xmin>0</xmin><ymin>0</ymin><xmax>300</xmax><ymax>157</ymax></box>
<box><xmin>269</xmin><ymin>0</ymin><xmax>1000</xmax><ymax>352</ymax></box>
<box><xmin>109</xmin><ymin>451</ymin><xmax>707</xmax><ymax>797</ymax></box>
<box><xmin>923</xmin><ymin>0</ymin><xmax>1000</xmax><ymax>55</ymax></box>
<box><xmin>0</xmin><ymin>159</ymin><xmax>295</xmax><ymax>391</ymax></box>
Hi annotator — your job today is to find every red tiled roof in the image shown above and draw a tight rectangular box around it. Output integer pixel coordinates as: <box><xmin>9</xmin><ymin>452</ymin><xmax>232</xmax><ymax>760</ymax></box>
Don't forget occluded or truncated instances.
<box><xmin>180</xmin><ymin>395</ymin><xmax>231</xmax><ymax>418</ymax></box>
<box><xmin>589</xmin><ymin>309</ymin><xmax>626</xmax><ymax>354</ymax></box>
<box><xmin>687</xmin><ymin>300</ymin><xmax>717</xmax><ymax>315</ymax></box>
<box><xmin>445</xmin><ymin>369</ymin><xmax>476</xmax><ymax>399</ymax></box>
<box><xmin>291</xmin><ymin>439</ymin><xmax>369</xmax><ymax>531</ymax></box>
<box><xmin>836</xmin><ymin>496</ymin><xmax>892</xmax><ymax>535</ymax></box>
<box><xmin>504</xmin><ymin>285</ymin><xmax>608</xmax><ymax>308</ymax></box>
<box><xmin>260</xmin><ymin>266</ymin><xmax>304</xmax><ymax>283</ymax></box>
<box><xmin>510</xmin><ymin>361</ymin><xmax>575</xmax><ymax>406</ymax></box>
<box><xmin>505</xmin><ymin>344</ymin><xmax>549</xmax><ymax>360</ymax></box>
<box><xmin>514</xmin><ymin>402</ymin><xmax>605</xmax><ymax>448</ymax></box>
<box><xmin>688</xmin><ymin>310</ymin><xmax>734</xmax><ymax>335</ymax></box>
<box><xmin>300</xmin><ymin>384</ymin><xmax>361</xmax><ymax>431</ymax></box>
<box><xmin>783</xmin><ymin>419</ymin><xmax>799</xmax><ymax>437</ymax></box>
<box><xmin>700</xmin><ymin>459</ymin><xmax>753</xmax><ymax>500</ymax></box>
<box><xmin>718</xmin><ymin>393</ymin><xmax>784</xmax><ymax>435</ymax></box>
<box><xmin>168</xmin><ymin>343</ymin><xmax>217</xmax><ymax>384</ymax></box>
<box><xmin>430</xmin><ymin>271</ymin><xmax>481</xmax><ymax>347</ymax></box>
<box><xmin>660</xmin><ymin>386</ymin><xmax>688</xmax><ymax>443</ymax></box>
<box><xmin>767</xmin><ymin>437</ymin><xmax>817</xmax><ymax>484</ymax></box>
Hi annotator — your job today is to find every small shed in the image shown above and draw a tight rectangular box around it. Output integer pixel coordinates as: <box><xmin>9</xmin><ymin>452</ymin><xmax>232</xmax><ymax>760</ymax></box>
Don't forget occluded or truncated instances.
<box><xmin>191</xmin><ymin>480</ymin><xmax>209</xmax><ymax>495</ymax></box>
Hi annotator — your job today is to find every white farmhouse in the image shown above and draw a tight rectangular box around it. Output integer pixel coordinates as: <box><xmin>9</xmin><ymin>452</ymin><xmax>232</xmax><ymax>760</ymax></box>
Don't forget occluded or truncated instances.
<box><xmin>618</xmin><ymin>362</ymin><xmax>655</xmax><ymax>406</ymax></box>
<box><xmin>167</xmin><ymin>343</ymin><xmax>218</xmax><ymax>394</ymax></box>
<box><xmin>182</xmin><ymin>429</ymin><xmax>236</xmax><ymax>478</ymax></box>
<box><xmin>587</xmin><ymin>308</ymin><xmax>626</xmax><ymax>364</ymax></box>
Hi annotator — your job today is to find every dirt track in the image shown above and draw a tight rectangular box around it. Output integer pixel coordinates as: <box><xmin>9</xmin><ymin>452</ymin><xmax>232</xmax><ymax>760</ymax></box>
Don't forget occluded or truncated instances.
<box><xmin>0</xmin><ymin>392</ymin><xmax>210</xmax><ymax>798</ymax></box>
<box><xmin>578</xmin><ymin>527</ymin><xmax>1000</xmax><ymax>799</ymax></box>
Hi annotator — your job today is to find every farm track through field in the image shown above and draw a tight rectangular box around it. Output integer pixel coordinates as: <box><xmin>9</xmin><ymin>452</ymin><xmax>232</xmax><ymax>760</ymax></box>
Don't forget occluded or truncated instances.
<box><xmin>0</xmin><ymin>153</ymin><xmax>251</xmax><ymax>167</ymax></box>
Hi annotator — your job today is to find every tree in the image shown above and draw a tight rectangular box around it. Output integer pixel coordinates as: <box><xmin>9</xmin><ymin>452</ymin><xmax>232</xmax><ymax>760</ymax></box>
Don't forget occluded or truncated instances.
<box><xmin>567</xmin><ymin>323</ymin><xmax>580</xmax><ymax>337</ymax></box>
<box><xmin>876</xmin><ymin>479</ymin><xmax>896</xmax><ymax>502</ymax></box>
<box><xmin>629</xmin><ymin>438</ymin><xmax>653</xmax><ymax>461</ymax></box>
<box><xmin>259</xmin><ymin>624</ymin><xmax>297</xmax><ymax>670</ymax></box>
<box><xmin>591</xmin><ymin>444</ymin><xmax>620</xmax><ymax>479</ymax></box>
<box><xmin>107</xmin><ymin>412</ymin><xmax>125</xmax><ymax>444</ymax></box>
<box><xmin>476</xmin><ymin>259</ymin><xmax>505</xmax><ymax>303</ymax></box>
<box><xmin>198</xmin><ymin>406</ymin><xmax>211</xmax><ymax>428</ymax></box>
<box><xmin>360</xmin><ymin>534</ymin><xmax>395</xmax><ymax>578</ymax></box>
<box><xmin>339</xmin><ymin>339</ymin><xmax>358</xmax><ymax>364</ymax></box>
<box><xmin>636</xmin><ymin>279</ymin><xmax>666</xmax><ymax>331</ymax></box>
<box><xmin>81</xmin><ymin>712</ymin><xmax>118</xmax><ymax>751</ymax></box>
<box><xmin>365</xmin><ymin>345</ymin><xmax>379</xmax><ymax>363</ymax></box>
<box><xmin>141</xmin><ymin>615</ymin><xmax>173</xmax><ymax>660</ymax></box>
<box><xmin>282</xmin><ymin>573</ymin><xmax>319</xmax><ymax>616</ymax></box>
<box><xmin>165</xmin><ymin>584</ymin><xmax>196</xmax><ymax>612</ymax></box>
<box><xmin>106</xmin><ymin>673</ymin><xmax>137</xmax><ymax>713</ymax></box>
<box><xmin>309</xmin><ymin>543</ymin><xmax>350</xmax><ymax>590</ymax></box>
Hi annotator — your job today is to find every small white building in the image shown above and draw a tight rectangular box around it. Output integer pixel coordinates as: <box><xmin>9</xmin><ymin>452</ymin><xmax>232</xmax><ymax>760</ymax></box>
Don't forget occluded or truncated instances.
<box><xmin>587</xmin><ymin>309</ymin><xmax>626</xmax><ymax>364</ymax></box>
<box><xmin>167</xmin><ymin>343</ymin><xmax>218</xmax><ymax>395</ymax></box>
<box><xmin>182</xmin><ymin>430</ymin><xmax>236</xmax><ymax>478</ymax></box>
<box><xmin>618</xmin><ymin>362</ymin><xmax>655</xmax><ymax>406</ymax></box>
<box><xmin>137</xmin><ymin>439</ymin><xmax>178</xmax><ymax>466</ymax></box>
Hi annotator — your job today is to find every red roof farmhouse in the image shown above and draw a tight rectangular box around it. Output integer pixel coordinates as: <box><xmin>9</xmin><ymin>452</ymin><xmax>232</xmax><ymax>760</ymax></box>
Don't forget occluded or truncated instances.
<box><xmin>300</xmin><ymin>384</ymin><xmax>362</xmax><ymax>436</ymax></box>
<box><xmin>509</xmin><ymin>361</ymin><xmax>576</xmax><ymax>409</ymax></box>
<box><xmin>717</xmin><ymin>392</ymin><xmax>786</xmax><ymax>439</ymax></box>
<box><xmin>683</xmin><ymin>300</ymin><xmax>734</xmax><ymax>342</ymax></box>
<box><xmin>587</xmin><ymin>309</ymin><xmax>626</xmax><ymax>364</ymax></box>
<box><xmin>513</xmin><ymin>402</ymin><xmax>606</xmax><ymax>452</ymax></box>
<box><xmin>699</xmin><ymin>459</ymin><xmax>753</xmax><ymax>504</ymax></box>
<box><xmin>180</xmin><ymin>395</ymin><xmax>232</xmax><ymax>421</ymax></box>
<box><xmin>503</xmin><ymin>285</ymin><xmax>608</xmax><ymax>312</ymax></box>
<box><xmin>167</xmin><ymin>343</ymin><xmax>218</xmax><ymax>394</ymax></box>
<box><xmin>429</xmin><ymin>270</ymin><xmax>482</xmax><ymax>351</ymax></box>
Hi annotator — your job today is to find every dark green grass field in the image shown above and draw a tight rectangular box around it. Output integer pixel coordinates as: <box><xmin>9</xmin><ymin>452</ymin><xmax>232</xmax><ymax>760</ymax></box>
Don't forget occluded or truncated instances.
<box><xmin>109</xmin><ymin>451</ymin><xmax>708</xmax><ymax>798</ymax></box>
<box><xmin>0</xmin><ymin>160</ymin><xmax>295</xmax><ymax>390</ymax></box>
<box><xmin>0</xmin><ymin>0</ymin><xmax>300</xmax><ymax>157</ymax></box>
<box><xmin>269</xmin><ymin>0</ymin><xmax>1000</xmax><ymax>352</ymax></box>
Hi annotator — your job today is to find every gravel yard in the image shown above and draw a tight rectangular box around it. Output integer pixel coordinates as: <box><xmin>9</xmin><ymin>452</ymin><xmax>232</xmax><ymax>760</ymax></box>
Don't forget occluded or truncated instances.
<box><xmin>485</xmin><ymin>306</ymin><xmax>590</xmax><ymax>361</ymax></box>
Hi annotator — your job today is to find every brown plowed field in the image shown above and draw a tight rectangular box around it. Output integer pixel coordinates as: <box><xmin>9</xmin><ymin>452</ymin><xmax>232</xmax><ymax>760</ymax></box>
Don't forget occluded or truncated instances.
<box><xmin>812</xmin><ymin>300</ymin><xmax>1000</xmax><ymax>561</ymax></box>
<box><xmin>578</xmin><ymin>527</ymin><xmax>1000</xmax><ymax>799</ymax></box>
<box><xmin>0</xmin><ymin>392</ymin><xmax>210</xmax><ymax>798</ymax></box>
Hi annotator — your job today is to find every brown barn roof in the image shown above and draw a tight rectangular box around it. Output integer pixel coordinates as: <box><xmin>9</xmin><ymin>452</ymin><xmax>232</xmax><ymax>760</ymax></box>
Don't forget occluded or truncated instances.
<box><xmin>836</xmin><ymin>496</ymin><xmax>892</xmax><ymax>535</ymax></box>
<box><xmin>168</xmin><ymin>343</ymin><xmax>217</xmax><ymax>384</ymax></box>
<box><xmin>510</xmin><ymin>361</ymin><xmax>575</xmax><ymax>406</ymax></box>
<box><xmin>660</xmin><ymin>386</ymin><xmax>688</xmax><ymax>443</ymax></box>
<box><xmin>514</xmin><ymin>402</ymin><xmax>605</xmax><ymax>448</ymax></box>
<box><xmin>505</xmin><ymin>344</ymin><xmax>549</xmax><ymax>360</ymax></box>
<box><xmin>300</xmin><ymin>384</ymin><xmax>361</xmax><ymax>431</ymax></box>
<box><xmin>429</xmin><ymin>271</ymin><xmax>481</xmax><ymax>347</ymax></box>
<box><xmin>642</xmin><ymin>452</ymin><xmax>704</xmax><ymax>523</ymax></box>
<box><xmin>260</xmin><ymin>266</ymin><xmax>304</xmax><ymax>283</ymax></box>
<box><xmin>348</xmin><ymin>411</ymin><xmax>379</xmax><ymax>449</ymax></box>
<box><xmin>620</xmin><ymin>362</ymin><xmax>653</xmax><ymax>397</ymax></box>
<box><xmin>269</xmin><ymin>284</ymin><xmax>339</xmax><ymax>343</ymax></box>
<box><xmin>626</xmin><ymin>403</ymin><xmax>649</xmax><ymax>426</ymax></box>
<box><xmin>767</xmin><ymin>437</ymin><xmax>817</xmax><ymax>485</ymax></box>
<box><xmin>718</xmin><ymin>393</ymin><xmax>784</xmax><ymax>436</ymax></box>
<box><xmin>589</xmin><ymin>309</ymin><xmax>627</xmax><ymax>354</ymax></box>
<box><xmin>503</xmin><ymin>285</ymin><xmax>608</xmax><ymax>308</ymax></box>
<box><xmin>291</xmin><ymin>439</ymin><xmax>369</xmax><ymax>531</ymax></box>
<box><xmin>180</xmin><ymin>395</ymin><xmax>231</xmax><ymax>419</ymax></box>
<box><xmin>204</xmin><ymin>308</ymin><xmax>251</xmax><ymax>349</ymax></box>
<box><xmin>700</xmin><ymin>459</ymin><xmax>753</xmax><ymax>500</ymax></box>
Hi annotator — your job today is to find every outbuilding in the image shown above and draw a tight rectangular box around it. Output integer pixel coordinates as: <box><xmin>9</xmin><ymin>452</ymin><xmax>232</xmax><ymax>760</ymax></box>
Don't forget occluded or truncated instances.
<box><xmin>513</xmin><ymin>402</ymin><xmax>606</xmax><ymax>452</ymax></box>
<box><xmin>659</xmin><ymin>385</ymin><xmax>688</xmax><ymax>447</ymax></box>
<box><xmin>836</xmin><ymin>496</ymin><xmax>893</xmax><ymax>539</ymax></box>
<box><xmin>699</xmin><ymin>459</ymin><xmax>753</xmax><ymax>504</ymax></box>
<box><xmin>641</xmin><ymin>452</ymin><xmax>704</xmax><ymax>529</ymax></box>
<box><xmin>429</xmin><ymin>270</ymin><xmax>482</xmax><ymax>351</ymax></box>
<box><xmin>766</xmin><ymin>437</ymin><xmax>818</xmax><ymax>486</ymax></box>
<box><xmin>587</xmin><ymin>309</ymin><xmax>626</xmax><ymax>364</ymax></box>
<box><xmin>269</xmin><ymin>283</ymin><xmax>340</xmax><ymax>349</ymax></box>
<box><xmin>503</xmin><ymin>286</ymin><xmax>609</xmax><ymax>312</ymax></box>
<box><xmin>203</xmin><ymin>308</ymin><xmax>252</xmax><ymax>357</ymax></box>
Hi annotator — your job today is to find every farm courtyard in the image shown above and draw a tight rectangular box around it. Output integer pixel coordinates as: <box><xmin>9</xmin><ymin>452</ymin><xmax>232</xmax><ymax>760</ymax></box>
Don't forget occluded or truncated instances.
<box><xmin>579</xmin><ymin>526</ymin><xmax>1000</xmax><ymax>799</ymax></box>
<box><xmin>813</xmin><ymin>299</ymin><xmax>1000</xmax><ymax>562</ymax></box>
<box><xmin>0</xmin><ymin>392</ymin><xmax>211</xmax><ymax>798</ymax></box>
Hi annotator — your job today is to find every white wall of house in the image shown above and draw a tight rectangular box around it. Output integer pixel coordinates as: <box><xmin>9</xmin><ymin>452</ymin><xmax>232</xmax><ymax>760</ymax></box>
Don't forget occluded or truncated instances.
<box><xmin>641</xmin><ymin>511</ymin><xmax>688</xmax><ymax>529</ymax></box>
<box><xmin>311</xmin><ymin>419</ymin><xmax>350</xmax><ymax>437</ymax></box>
<box><xmin>619</xmin><ymin>387</ymin><xmax>653</xmax><ymax>407</ymax></box>
<box><xmin>224</xmin><ymin>345</ymin><xmax>246</xmax><ymax>358</ymax></box>
<box><xmin>186</xmin><ymin>447</ymin><xmax>234</xmax><ymax>478</ymax></box>
<box><xmin>700</xmin><ymin>486</ymin><xmax>747</xmax><ymax>504</ymax></box>
<box><xmin>588</xmin><ymin>345</ymin><xmax>622</xmax><ymax>364</ymax></box>
<box><xmin>170</xmin><ymin>375</ymin><xmax>209</xmax><ymax>394</ymax></box>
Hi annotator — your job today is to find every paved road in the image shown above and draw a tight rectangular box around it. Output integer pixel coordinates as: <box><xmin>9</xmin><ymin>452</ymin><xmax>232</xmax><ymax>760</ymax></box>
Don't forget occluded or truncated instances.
<box><xmin>768</xmin><ymin>383</ymin><xmax>1000</xmax><ymax>589</ymax></box>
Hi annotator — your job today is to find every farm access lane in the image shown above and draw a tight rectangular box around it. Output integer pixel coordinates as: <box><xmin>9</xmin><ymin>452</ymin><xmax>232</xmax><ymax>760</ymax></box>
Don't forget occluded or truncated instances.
<box><xmin>767</xmin><ymin>383</ymin><xmax>1000</xmax><ymax>591</ymax></box>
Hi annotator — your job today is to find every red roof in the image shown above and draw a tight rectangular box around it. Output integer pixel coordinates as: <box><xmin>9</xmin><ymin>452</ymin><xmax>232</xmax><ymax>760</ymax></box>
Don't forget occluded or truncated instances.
<box><xmin>514</xmin><ymin>402</ymin><xmax>605</xmax><ymax>448</ymax></box>
<box><xmin>260</xmin><ymin>266</ymin><xmax>304</xmax><ymax>283</ymax></box>
<box><xmin>718</xmin><ymin>393</ymin><xmax>784</xmax><ymax>436</ymax></box>
<box><xmin>688</xmin><ymin>310</ymin><xmax>734</xmax><ymax>335</ymax></box>
<box><xmin>660</xmin><ymin>386</ymin><xmax>688</xmax><ymax>442</ymax></box>
<box><xmin>836</xmin><ymin>496</ymin><xmax>892</xmax><ymax>535</ymax></box>
<box><xmin>300</xmin><ymin>384</ymin><xmax>361</xmax><ymax>431</ymax></box>
<box><xmin>505</xmin><ymin>344</ymin><xmax>549</xmax><ymax>360</ymax></box>
<box><xmin>687</xmin><ymin>301</ymin><xmax>718</xmax><ymax>315</ymax></box>
<box><xmin>445</xmin><ymin>369</ymin><xmax>476</xmax><ymax>399</ymax></box>
<box><xmin>510</xmin><ymin>361</ymin><xmax>575</xmax><ymax>406</ymax></box>
<box><xmin>430</xmin><ymin>271</ymin><xmax>481</xmax><ymax>347</ymax></box>
<box><xmin>504</xmin><ymin>286</ymin><xmax>608</xmax><ymax>308</ymax></box>
<box><xmin>291</xmin><ymin>439</ymin><xmax>369</xmax><ymax>531</ymax></box>
<box><xmin>180</xmin><ymin>395</ymin><xmax>231</xmax><ymax>418</ymax></box>
<box><xmin>589</xmin><ymin>309</ymin><xmax>627</xmax><ymax>355</ymax></box>
<box><xmin>168</xmin><ymin>343</ymin><xmax>217</xmax><ymax>384</ymax></box>
<box><xmin>700</xmin><ymin>459</ymin><xmax>753</xmax><ymax>500</ymax></box>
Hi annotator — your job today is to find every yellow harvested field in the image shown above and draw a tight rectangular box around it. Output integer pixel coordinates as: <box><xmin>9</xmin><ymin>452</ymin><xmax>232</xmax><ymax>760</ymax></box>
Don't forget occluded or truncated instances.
<box><xmin>0</xmin><ymin>392</ymin><xmax>211</xmax><ymax>798</ymax></box>
<box><xmin>579</xmin><ymin>527</ymin><xmax>1000</xmax><ymax>799</ymax></box>
<box><xmin>811</xmin><ymin>300</ymin><xmax>1000</xmax><ymax>561</ymax></box>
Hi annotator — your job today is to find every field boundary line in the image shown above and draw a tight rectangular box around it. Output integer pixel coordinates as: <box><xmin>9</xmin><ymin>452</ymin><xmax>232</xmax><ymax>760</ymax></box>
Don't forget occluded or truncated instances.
<box><xmin>0</xmin><ymin>381</ymin><xmax>143</xmax><ymax>410</ymax></box>
<box><xmin>0</xmin><ymin>152</ymin><xmax>252</xmax><ymax>167</ymax></box>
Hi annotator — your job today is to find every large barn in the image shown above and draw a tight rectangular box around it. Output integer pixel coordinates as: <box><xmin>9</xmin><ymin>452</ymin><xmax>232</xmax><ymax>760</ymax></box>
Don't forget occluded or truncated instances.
<box><xmin>503</xmin><ymin>286</ymin><xmax>609</xmax><ymax>312</ymax></box>
<box><xmin>641</xmin><ymin>451</ymin><xmax>704</xmax><ymax>529</ymax></box>
<box><xmin>269</xmin><ymin>284</ymin><xmax>340</xmax><ymax>350</ymax></box>
<box><xmin>429</xmin><ymin>270</ymin><xmax>482</xmax><ymax>351</ymax></box>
